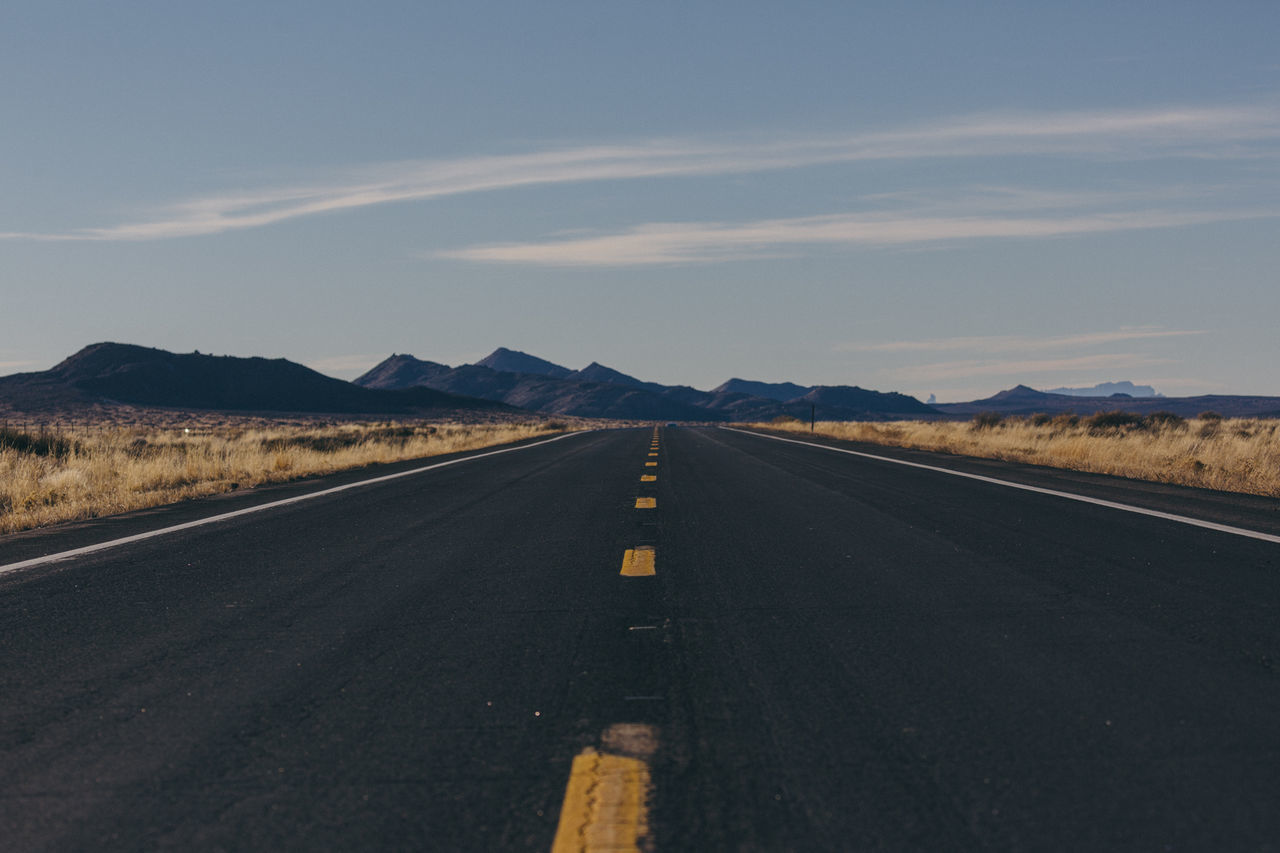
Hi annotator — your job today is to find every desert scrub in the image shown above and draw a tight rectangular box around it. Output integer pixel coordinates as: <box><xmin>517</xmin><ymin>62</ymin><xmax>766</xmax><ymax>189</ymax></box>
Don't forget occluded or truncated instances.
<box><xmin>753</xmin><ymin>414</ymin><xmax>1280</xmax><ymax>498</ymax></box>
<box><xmin>0</xmin><ymin>420</ymin><xmax>575</xmax><ymax>534</ymax></box>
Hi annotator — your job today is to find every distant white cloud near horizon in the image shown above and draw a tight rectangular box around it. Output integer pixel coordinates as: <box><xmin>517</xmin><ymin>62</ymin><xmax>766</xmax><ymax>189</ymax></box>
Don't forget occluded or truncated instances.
<box><xmin>891</xmin><ymin>353</ymin><xmax>1175</xmax><ymax>383</ymax></box>
<box><xmin>837</xmin><ymin>327</ymin><xmax>1206</xmax><ymax>354</ymax></box>
<box><xmin>1</xmin><ymin>103</ymin><xmax>1275</xmax><ymax>244</ymax></box>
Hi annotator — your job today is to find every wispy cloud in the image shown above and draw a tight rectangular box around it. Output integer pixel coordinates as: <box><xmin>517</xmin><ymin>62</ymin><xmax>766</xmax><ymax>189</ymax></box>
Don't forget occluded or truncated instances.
<box><xmin>439</xmin><ymin>208</ymin><xmax>1274</xmax><ymax>266</ymax></box>
<box><xmin>890</xmin><ymin>353</ymin><xmax>1174</xmax><ymax>382</ymax></box>
<box><xmin>837</xmin><ymin>327</ymin><xmax>1206</xmax><ymax>354</ymax></box>
<box><xmin>2</xmin><ymin>103</ymin><xmax>1276</xmax><ymax>242</ymax></box>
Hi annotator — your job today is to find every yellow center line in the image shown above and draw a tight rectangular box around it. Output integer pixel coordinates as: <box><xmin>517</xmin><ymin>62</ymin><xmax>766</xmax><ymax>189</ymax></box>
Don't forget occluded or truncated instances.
<box><xmin>647</xmin><ymin>452</ymin><xmax>658</xmax><ymax>457</ymax></box>
<box><xmin>644</xmin><ymin>461</ymin><xmax>656</xmax><ymax>467</ymax></box>
<box><xmin>620</xmin><ymin>546</ymin><xmax>656</xmax><ymax>577</ymax></box>
<box><xmin>640</xmin><ymin>475</ymin><xmax>656</xmax><ymax>482</ymax></box>
<box><xmin>550</xmin><ymin>723</ymin><xmax>658</xmax><ymax>852</ymax></box>
<box><xmin>634</xmin><ymin>497</ymin><xmax>656</xmax><ymax>509</ymax></box>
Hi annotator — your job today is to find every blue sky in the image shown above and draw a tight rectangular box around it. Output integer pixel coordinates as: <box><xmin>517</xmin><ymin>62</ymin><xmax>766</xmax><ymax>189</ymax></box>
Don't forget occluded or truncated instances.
<box><xmin>3</xmin><ymin>1</ymin><xmax>1277</xmax><ymax>401</ymax></box>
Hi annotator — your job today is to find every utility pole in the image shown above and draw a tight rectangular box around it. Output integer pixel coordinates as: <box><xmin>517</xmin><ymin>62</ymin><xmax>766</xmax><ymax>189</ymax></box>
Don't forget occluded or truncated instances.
<box><xmin>810</xmin><ymin>404</ymin><xmax>815</xmax><ymax>432</ymax></box>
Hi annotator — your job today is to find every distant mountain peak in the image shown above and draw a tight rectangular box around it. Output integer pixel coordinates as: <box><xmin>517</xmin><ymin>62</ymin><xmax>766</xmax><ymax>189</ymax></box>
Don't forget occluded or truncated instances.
<box><xmin>985</xmin><ymin>384</ymin><xmax>1055</xmax><ymax>401</ymax></box>
<box><xmin>565</xmin><ymin>361</ymin><xmax>653</xmax><ymax>389</ymax></box>
<box><xmin>474</xmin><ymin>347</ymin><xmax>571</xmax><ymax>378</ymax></box>
<box><xmin>13</xmin><ymin>343</ymin><xmax>501</xmax><ymax>415</ymax></box>
<box><xmin>355</xmin><ymin>353</ymin><xmax>451</xmax><ymax>389</ymax></box>
<box><xmin>1044</xmin><ymin>380</ymin><xmax>1161</xmax><ymax>398</ymax></box>
<box><xmin>712</xmin><ymin>378</ymin><xmax>813</xmax><ymax>402</ymax></box>
<box><xmin>53</xmin><ymin>342</ymin><xmax>168</xmax><ymax>375</ymax></box>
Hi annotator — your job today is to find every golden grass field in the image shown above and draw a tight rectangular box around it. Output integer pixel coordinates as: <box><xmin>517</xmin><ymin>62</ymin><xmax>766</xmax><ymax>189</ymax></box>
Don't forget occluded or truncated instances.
<box><xmin>759</xmin><ymin>412</ymin><xmax>1280</xmax><ymax>498</ymax></box>
<box><xmin>0</xmin><ymin>419</ymin><xmax>580</xmax><ymax>534</ymax></box>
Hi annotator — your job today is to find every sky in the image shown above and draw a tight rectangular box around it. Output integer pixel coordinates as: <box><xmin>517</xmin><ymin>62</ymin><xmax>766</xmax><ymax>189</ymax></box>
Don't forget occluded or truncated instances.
<box><xmin>2</xmin><ymin>1</ymin><xmax>1277</xmax><ymax>402</ymax></box>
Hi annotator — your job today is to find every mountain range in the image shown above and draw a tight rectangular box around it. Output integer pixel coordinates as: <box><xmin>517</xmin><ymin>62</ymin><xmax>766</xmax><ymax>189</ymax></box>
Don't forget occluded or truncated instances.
<box><xmin>4</xmin><ymin>343</ymin><xmax>1279</xmax><ymax>422</ymax></box>
<box><xmin>1045</xmin><ymin>381</ymin><xmax>1162</xmax><ymax>398</ymax></box>
<box><xmin>931</xmin><ymin>385</ymin><xmax>1280</xmax><ymax>419</ymax></box>
<box><xmin>354</xmin><ymin>348</ymin><xmax>938</xmax><ymax>421</ymax></box>
<box><xmin>0</xmin><ymin>343</ymin><xmax>512</xmax><ymax>417</ymax></box>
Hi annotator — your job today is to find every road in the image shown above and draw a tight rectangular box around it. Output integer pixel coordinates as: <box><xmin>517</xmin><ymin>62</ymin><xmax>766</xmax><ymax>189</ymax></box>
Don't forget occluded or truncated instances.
<box><xmin>3</xmin><ymin>426</ymin><xmax>1280</xmax><ymax>851</ymax></box>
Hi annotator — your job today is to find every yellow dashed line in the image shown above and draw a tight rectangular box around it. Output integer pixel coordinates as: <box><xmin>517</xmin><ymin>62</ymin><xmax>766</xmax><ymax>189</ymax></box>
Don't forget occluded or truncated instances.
<box><xmin>550</xmin><ymin>723</ymin><xmax>657</xmax><ymax>852</ymax></box>
<box><xmin>634</xmin><ymin>497</ymin><xmax>656</xmax><ymax>509</ymax></box>
<box><xmin>647</xmin><ymin>452</ymin><xmax>658</xmax><ymax>457</ymax></box>
<box><xmin>644</xmin><ymin>461</ymin><xmax>657</xmax><ymax>467</ymax></box>
<box><xmin>620</xmin><ymin>546</ymin><xmax>656</xmax><ymax>577</ymax></box>
<box><xmin>640</xmin><ymin>475</ymin><xmax>656</xmax><ymax>482</ymax></box>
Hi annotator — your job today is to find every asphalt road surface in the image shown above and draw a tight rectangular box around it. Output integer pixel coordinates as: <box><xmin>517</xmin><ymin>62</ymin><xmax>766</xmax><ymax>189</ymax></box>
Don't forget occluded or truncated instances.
<box><xmin>3</xmin><ymin>426</ymin><xmax>1280</xmax><ymax>851</ymax></box>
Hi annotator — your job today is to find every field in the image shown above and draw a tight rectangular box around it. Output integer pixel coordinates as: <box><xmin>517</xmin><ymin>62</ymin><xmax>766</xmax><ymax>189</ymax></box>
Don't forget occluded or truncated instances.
<box><xmin>0</xmin><ymin>418</ymin><xmax>579</xmax><ymax>534</ymax></box>
<box><xmin>759</xmin><ymin>412</ymin><xmax>1280</xmax><ymax>498</ymax></box>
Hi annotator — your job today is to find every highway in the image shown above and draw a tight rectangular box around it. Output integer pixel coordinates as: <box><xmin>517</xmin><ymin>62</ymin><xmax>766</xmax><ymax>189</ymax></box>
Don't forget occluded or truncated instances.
<box><xmin>2</xmin><ymin>426</ymin><xmax>1280</xmax><ymax>851</ymax></box>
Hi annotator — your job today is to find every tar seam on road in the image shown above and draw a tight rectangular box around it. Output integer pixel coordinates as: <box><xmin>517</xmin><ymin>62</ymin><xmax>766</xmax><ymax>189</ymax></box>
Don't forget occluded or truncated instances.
<box><xmin>0</xmin><ymin>430</ymin><xmax>593</xmax><ymax>579</ymax></box>
<box><xmin>725</xmin><ymin>428</ymin><xmax>1280</xmax><ymax>546</ymax></box>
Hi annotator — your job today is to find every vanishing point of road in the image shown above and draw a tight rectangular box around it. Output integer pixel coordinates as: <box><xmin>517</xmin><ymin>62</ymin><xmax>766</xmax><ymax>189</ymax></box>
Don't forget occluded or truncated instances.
<box><xmin>3</xmin><ymin>426</ymin><xmax>1280</xmax><ymax>850</ymax></box>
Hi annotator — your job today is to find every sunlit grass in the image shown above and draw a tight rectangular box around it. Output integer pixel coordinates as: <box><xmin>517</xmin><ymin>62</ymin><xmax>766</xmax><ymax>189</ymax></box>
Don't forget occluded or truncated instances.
<box><xmin>755</xmin><ymin>412</ymin><xmax>1280</xmax><ymax>498</ymax></box>
<box><xmin>0</xmin><ymin>419</ymin><xmax>580</xmax><ymax>534</ymax></box>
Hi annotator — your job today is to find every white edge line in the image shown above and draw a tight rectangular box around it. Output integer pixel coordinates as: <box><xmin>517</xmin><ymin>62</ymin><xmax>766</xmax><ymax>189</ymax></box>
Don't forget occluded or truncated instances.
<box><xmin>724</xmin><ymin>427</ymin><xmax>1280</xmax><ymax>545</ymax></box>
<box><xmin>0</xmin><ymin>430</ymin><xmax>592</xmax><ymax>577</ymax></box>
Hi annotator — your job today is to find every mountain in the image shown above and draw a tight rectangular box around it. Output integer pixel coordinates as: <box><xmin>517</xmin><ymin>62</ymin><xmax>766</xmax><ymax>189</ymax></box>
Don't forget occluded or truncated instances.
<box><xmin>357</xmin><ymin>350</ymin><xmax>939</xmax><ymax>421</ymax></box>
<box><xmin>0</xmin><ymin>343</ymin><xmax>508</xmax><ymax>416</ymax></box>
<box><xmin>473</xmin><ymin>347</ymin><xmax>571</xmax><ymax>378</ymax></box>
<box><xmin>933</xmin><ymin>383</ymin><xmax>1280</xmax><ymax>418</ymax></box>
<box><xmin>565</xmin><ymin>362</ymin><xmax>663</xmax><ymax>392</ymax></box>
<box><xmin>1046</xmin><ymin>381</ymin><xmax>1161</xmax><ymax>398</ymax></box>
<box><xmin>712</xmin><ymin>378</ymin><xmax>813</xmax><ymax>401</ymax></box>
<box><xmin>361</xmin><ymin>356</ymin><xmax>711</xmax><ymax>420</ymax></box>
<box><xmin>21</xmin><ymin>343</ymin><xmax>1276</xmax><ymax>424</ymax></box>
<box><xmin>353</xmin><ymin>353</ymin><xmax>453</xmax><ymax>390</ymax></box>
<box><xmin>796</xmin><ymin>385</ymin><xmax>938</xmax><ymax>416</ymax></box>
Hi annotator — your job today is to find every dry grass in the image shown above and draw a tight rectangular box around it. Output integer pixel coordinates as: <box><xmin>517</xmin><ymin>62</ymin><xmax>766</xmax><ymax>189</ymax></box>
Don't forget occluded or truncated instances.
<box><xmin>0</xmin><ymin>419</ymin><xmax>581</xmax><ymax>534</ymax></box>
<box><xmin>756</xmin><ymin>413</ymin><xmax>1280</xmax><ymax>498</ymax></box>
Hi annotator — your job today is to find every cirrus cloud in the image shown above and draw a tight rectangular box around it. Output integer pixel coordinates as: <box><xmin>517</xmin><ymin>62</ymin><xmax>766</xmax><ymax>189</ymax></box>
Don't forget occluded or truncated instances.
<box><xmin>437</xmin><ymin>207</ymin><xmax>1275</xmax><ymax>267</ymax></box>
<box><xmin>1</xmin><ymin>102</ymin><xmax>1276</xmax><ymax>242</ymax></box>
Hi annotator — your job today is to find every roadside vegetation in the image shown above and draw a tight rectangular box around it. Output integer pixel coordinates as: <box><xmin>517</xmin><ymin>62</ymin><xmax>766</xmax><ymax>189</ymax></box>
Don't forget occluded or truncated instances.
<box><xmin>758</xmin><ymin>411</ymin><xmax>1280</xmax><ymax>498</ymax></box>
<box><xmin>0</xmin><ymin>419</ymin><xmax>577</xmax><ymax>534</ymax></box>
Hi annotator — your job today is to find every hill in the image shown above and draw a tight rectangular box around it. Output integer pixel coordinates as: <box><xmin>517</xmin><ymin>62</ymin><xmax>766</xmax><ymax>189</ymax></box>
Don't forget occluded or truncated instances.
<box><xmin>795</xmin><ymin>385</ymin><xmax>938</xmax><ymax>416</ymax></box>
<box><xmin>712</xmin><ymin>378</ymin><xmax>813</xmax><ymax>401</ymax></box>
<box><xmin>0</xmin><ymin>343</ymin><xmax>509</xmax><ymax>416</ymax></box>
